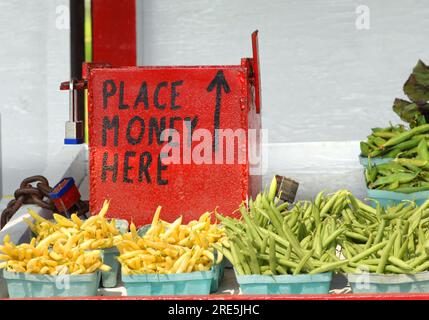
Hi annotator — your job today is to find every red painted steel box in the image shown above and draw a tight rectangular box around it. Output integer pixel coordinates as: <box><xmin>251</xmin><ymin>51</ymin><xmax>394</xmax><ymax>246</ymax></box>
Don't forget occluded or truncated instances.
<box><xmin>86</xmin><ymin>32</ymin><xmax>262</xmax><ymax>226</ymax></box>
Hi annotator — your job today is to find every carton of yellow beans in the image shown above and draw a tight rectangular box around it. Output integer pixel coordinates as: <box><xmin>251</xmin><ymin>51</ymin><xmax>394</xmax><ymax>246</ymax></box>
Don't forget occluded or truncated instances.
<box><xmin>0</xmin><ymin>234</ymin><xmax>111</xmax><ymax>298</ymax></box>
<box><xmin>23</xmin><ymin>200</ymin><xmax>128</xmax><ymax>288</ymax></box>
<box><xmin>118</xmin><ymin>207</ymin><xmax>227</xmax><ymax>296</ymax></box>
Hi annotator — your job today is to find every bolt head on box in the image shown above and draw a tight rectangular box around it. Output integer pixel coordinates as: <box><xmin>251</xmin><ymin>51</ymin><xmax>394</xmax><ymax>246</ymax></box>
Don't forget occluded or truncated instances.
<box><xmin>65</xmin><ymin>121</ymin><xmax>84</xmax><ymax>144</ymax></box>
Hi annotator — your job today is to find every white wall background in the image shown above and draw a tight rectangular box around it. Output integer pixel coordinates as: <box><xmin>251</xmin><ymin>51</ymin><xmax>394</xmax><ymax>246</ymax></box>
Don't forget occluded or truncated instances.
<box><xmin>0</xmin><ymin>0</ymin><xmax>70</xmax><ymax>195</ymax></box>
<box><xmin>136</xmin><ymin>0</ymin><xmax>429</xmax><ymax>199</ymax></box>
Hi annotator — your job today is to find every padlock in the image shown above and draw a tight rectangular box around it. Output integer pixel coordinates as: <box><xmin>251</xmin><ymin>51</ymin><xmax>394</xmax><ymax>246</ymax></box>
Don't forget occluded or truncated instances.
<box><xmin>61</xmin><ymin>79</ymin><xmax>86</xmax><ymax>144</ymax></box>
<box><xmin>49</xmin><ymin>177</ymin><xmax>82</xmax><ymax>215</ymax></box>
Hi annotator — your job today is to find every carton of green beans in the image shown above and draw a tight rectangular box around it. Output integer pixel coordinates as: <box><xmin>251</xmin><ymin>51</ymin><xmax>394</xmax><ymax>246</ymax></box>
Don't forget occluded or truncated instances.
<box><xmin>363</xmin><ymin>131</ymin><xmax>429</xmax><ymax>206</ymax></box>
<box><xmin>365</xmin><ymin>157</ymin><xmax>429</xmax><ymax>195</ymax></box>
<box><xmin>359</xmin><ymin>155</ymin><xmax>393</xmax><ymax>168</ymax></box>
<box><xmin>341</xmin><ymin>198</ymin><xmax>429</xmax><ymax>292</ymax></box>
<box><xmin>338</xmin><ymin>199</ymin><xmax>429</xmax><ymax>274</ymax></box>
<box><xmin>366</xmin><ymin>188</ymin><xmax>429</xmax><ymax>208</ymax></box>
<box><xmin>347</xmin><ymin>272</ymin><xmax>429</xmax><ymax>293</ymax></box>
<box><xmin>214</xmin><ymin>181</ymin><xmax>350</xmax><ymax>279</ymax></box>
<box><xmin>214</xmin><ymin>180</ymin><xmax>357</xmax><ymax>294</ymax></box>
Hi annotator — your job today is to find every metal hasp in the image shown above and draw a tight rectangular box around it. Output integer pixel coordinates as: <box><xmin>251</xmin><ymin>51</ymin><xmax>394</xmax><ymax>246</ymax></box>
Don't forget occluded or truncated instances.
<box><xmin>86</xmin><ymin>31</ymin><xmax>262</xmax><ymax>226</ymax></box>
<box><xmin>60</xmin><ymin>79</ymin><xmax>86</xmax><ymax>144</ymax></box>
<box><xmin>48</xmin><ymin>177</ymin><xmax>82</xmax><ymax>216</ymax></box>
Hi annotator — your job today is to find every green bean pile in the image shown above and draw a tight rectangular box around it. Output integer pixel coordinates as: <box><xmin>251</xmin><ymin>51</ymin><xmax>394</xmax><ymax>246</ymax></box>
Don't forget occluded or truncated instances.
<box><xmin>214</xmin><ymin>178</ymin><xmax>429</xmax><ymax>275</ymax></box>
<box><xmin>361</xmin><ymin>60</ymin><xmax>429</xmax><ymax>159</ymax></box>
<box><xmin>365</xmin><ymin>158</ymin><xmax>429</xmax><ymax>194</ymax></box>
<box><xmin>360</xmin><ymin>124</ymin><xmax>429</xmax><ymax>159</ymax></box>
<box><xmin>341</xmin><ymin>199</ymin><xmax>429</xmax><ymax>274</ymax></box>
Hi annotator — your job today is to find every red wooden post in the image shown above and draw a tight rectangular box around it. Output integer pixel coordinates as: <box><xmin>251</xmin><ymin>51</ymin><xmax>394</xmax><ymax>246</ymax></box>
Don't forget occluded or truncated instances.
<box><xmin>91</xmin><ymin>0</ymin><xmax>137</xmax><ymax>66</ymax></box>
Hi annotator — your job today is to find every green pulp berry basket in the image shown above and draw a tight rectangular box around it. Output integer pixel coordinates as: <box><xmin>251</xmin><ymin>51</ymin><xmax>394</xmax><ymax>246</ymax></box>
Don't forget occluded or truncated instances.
<box><xmin>359</xmin><ymin>155</ymin><xmax>393</xmax><ymax>168</ymax></box>
<box><xmin>137</xmin><ymin>225</ymin><xmax>224</xmax><ymax>292</ymax></box>
<box><xmin>137</xmin><ymin>224</ymin><xmax>151</xmax><ymax>237</ymax></box>
<box><xmin>347</xmin><ymin>272</ymin><xmax>429</xmax><ymax>293</ymax></box>
<box><xmin>114</xmin><ymin>219</ymin><xmax>130</xmax><ymax>235</ymax></box>
<box><xmin>211</xmin><ymin>258</ymin><xmax>226</xmax><ymax>293</ymax></box>
<box><xmin>122</xmin><ymin>269</ymin><xmax>215</xmax><ymax>296</ymax></box>
<box><xmin>3</xmin><ymin>270</ymin><xmax>100</xmax><ymax>298</ymax></box>
<box><xmin>0</xmin><ymin>270</ymin><xmax>7</xmax><ymax>298</ymax></box>
<box><xmin>99</xmin><ymin>219</ymin><xmax>128</xmax><ymax>288</ymax></box>
<box><xmin>366</xmin><ymin>188</ymin><xmax>429</xmax><ymax>208</ymax></box>
<box><xmin>235</xmin><ymin>270</ymin><xmax>332</xmax><ymax>295</ymax></box>
<box><xmin>100</xmin><ymin>247</ymin><xmax>120</xmax><ymax>288</ymax></box>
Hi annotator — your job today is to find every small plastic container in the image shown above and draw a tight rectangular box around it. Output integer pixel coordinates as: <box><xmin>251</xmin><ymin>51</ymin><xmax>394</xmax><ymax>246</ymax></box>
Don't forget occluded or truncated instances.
<box><xmin>0</xmin><ymin>270</ymin><xmax>8</xmax><ymax>298</ymax></box>
<box><xmin>359</xmin><ymin>155</ymin><xmax>393</xmax><ymax>168</ymax></box>
<box><xmin>28</xmin><ymin>218</ymin><xmax>127</xmax><ymax>289</ymax></box>
<box><xmin>98</xmin><ymin>219</ymin><xmax>128</xmax><ymax>288</ymax></box>
<box><xmin>136</xmin><ymin>224</ymin><xmax>223</xmax><ymax>293</ymax></box>
<box><xmin>137</xmin><ymin>224</ymin><xmax>151</xmax><ymax>237</ymax></box>
<box><xmin>366</xmin><ymin>188</ymin><xmax>429</xmax><ymax>208</ymax></box>
<box><xmin>235</xmin><ymin>271</ymin><xmax>332</xmax><ymax>295</ymax></box>
<box><xmin>3</xmin><ymin>270</ymin><xmax>100</xmax><ymax>298</ymax></box>
<box><xmin>347</xmin><ymin>272</ymin><xmax>429</xmax><ymax>293</ymax></box>
<box><xmin>114</xmin><ymin>219</ymin><xmax>129</xmax><ymax>235</ymax></box>
<box><xmin>211</xmin><ymin>258</ymin><xmax>226</xmax><ymax>293</ymax></box>
<box><xmin>100</xmin><ymin>247</ymin><xmax>120</xmax><ymax>288</ymax></box>
<box><xmin>122</xmin><ymin>269</ymin><xmax>215</xmax><ymax>296</ymax></box>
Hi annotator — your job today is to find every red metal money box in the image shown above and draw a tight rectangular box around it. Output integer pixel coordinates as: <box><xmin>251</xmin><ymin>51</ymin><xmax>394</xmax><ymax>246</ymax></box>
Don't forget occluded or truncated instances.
<box><xmin>86</xmin><ymin>31</ymin><xmax>262</xmax><ymax>226</ymax></box>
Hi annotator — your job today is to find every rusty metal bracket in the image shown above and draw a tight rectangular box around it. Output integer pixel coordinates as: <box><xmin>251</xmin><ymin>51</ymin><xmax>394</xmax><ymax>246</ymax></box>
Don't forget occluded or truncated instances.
<box><xmin>59</xmin><ymin>80</ymin><xmax>87</xmax><ymax>91</ymax></box>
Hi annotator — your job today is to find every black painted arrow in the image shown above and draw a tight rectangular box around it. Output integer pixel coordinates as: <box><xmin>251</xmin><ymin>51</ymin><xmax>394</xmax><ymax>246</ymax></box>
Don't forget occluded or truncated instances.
<box><xmin>207</xmin><ymin>70</ymin><xmax>231</xmax><ymax>151</ymax></box>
